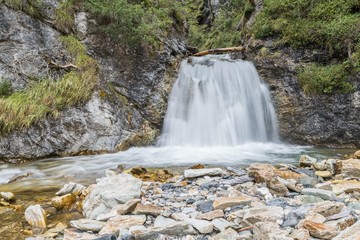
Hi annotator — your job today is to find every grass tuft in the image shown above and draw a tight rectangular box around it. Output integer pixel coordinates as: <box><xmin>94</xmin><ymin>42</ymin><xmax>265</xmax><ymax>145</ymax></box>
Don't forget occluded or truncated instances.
<box><xmin>0</xmin><ymin>36</ymin><xmax>98</xmax><ymax>135</ymax></box>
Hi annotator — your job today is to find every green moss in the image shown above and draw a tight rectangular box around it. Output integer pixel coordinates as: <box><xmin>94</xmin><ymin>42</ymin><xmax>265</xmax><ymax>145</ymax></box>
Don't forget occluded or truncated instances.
<box><xmin>2</xmin><ymin>0</ymin><xmax>43</xmax><ymax>18</ymax></box>
<box><xmin>0</xmin><ymin>36</ymin><xmax>98</xmax><ymax>135</ymax></box>
<box><xmin>54</xmin><ymin>0</ymin><xmax>76</xmax><ymax>32</ymax></box>
<box><xmin>0</xmin><ymin>80</ymin><xmax>13</xmax><ymax>97</ymax></box>
<box><xmin>298</xmin><ymin>63</ymin><xmax>354</xmax><ymax>94</ymax></box>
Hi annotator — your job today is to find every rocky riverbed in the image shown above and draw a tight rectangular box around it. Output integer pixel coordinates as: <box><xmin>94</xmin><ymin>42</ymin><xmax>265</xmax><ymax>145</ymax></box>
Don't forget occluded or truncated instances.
<box><xmin>2</xmin><ymin>150</ymin><xmax>360</xmax><ymax>240</ymax></box>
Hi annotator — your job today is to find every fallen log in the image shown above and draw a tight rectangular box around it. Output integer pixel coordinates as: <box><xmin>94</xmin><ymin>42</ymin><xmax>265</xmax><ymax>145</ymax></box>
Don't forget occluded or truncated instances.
<box><xmin>194</xmin><ymin>46</ymin><xmax>244</xmax><ymax>57</ymax></box>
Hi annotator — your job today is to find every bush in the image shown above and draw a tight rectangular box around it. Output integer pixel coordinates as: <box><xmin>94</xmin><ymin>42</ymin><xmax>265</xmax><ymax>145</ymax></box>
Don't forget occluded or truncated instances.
<box><xmin>298</xmin><ymin>63</ymin><xmax>354</xmax><ymax>94</ymax></box>
<box><xmin>85</xmin><ymin>0</ymin><xmax>186</xmax><ymax>48</ymax></box>
<box><xmin>252</xmin><ymin>0</ymin><xmax>360</xmax><ymax>53</ymax></box>
<box><xmin>186</xmin><ymin>0</ymin><xmax>255</xmax><ymax>50</ymax></box>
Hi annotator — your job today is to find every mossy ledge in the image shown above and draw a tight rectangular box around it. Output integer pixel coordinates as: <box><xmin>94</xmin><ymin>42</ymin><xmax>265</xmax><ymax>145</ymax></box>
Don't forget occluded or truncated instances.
<box><xmin>0</xmin><ymin>36</ymin><xmax>98</xmax><ymax>136</ymax></box>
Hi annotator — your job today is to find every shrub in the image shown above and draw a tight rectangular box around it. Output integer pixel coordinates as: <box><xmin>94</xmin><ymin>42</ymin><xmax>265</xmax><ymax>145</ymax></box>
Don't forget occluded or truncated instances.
<box><xmin>298</xmin><ymin>63</ymin><xmax>354</xmax><ymax>94</ymax></box>
<box><xmin>84</xmin><ymin>0</ymin><xmax>186</xmax><ymax>48</ymax></box>
<box><xmin>252</xmin><ymin>0</ymin><xmax>360</xmax><ymax>53</ymax></box>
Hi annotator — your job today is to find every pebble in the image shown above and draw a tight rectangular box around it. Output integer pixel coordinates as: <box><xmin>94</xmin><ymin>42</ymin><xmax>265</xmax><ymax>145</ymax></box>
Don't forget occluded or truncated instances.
<box><xmin>0</xmin><ymin>192</ymin><xmax>15</xmax><ymax>202</ymax></box>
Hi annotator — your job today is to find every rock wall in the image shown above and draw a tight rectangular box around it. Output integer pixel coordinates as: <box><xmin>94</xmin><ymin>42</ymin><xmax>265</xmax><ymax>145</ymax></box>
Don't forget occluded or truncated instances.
<box><xmin>245</xmin><ymin>40</ymin><xmax>360</xmax><ymax>148</ymax></box>
<box><xmin>0</xmin><ymin>3</ymin><xmax>184</xmax><ymax>160</ymax></box>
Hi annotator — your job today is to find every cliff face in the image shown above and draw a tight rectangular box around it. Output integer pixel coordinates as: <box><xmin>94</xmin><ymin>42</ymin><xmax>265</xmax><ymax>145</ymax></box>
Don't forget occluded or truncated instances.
<box><xmin>0</xmin><ymin>2</ymin><xmax>184</xmax><ymax>160</ymax></box>
<box><xmin>0</xmin><ymin>0</ymin><xmax>359</xmax><ymax>160</ymax></box>
<box><xmin>245</xmin><ymin>41</ymin><xmax>360</xmax><ymax>147</ymax></box>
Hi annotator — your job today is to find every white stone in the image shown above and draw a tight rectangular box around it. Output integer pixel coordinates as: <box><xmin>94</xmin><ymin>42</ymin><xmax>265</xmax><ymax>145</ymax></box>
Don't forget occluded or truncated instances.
<box><xmin>184</xmin><ymin>168</ymin><xmax>223</xmax><ymax>178</ymax></box>
<box><xmin>24</xmin><ymin>204</ymin><xmax>47</xmax><ymax>231</ymax></box>
<box><xmin>82</xmin><ymin>174</ymin><xmax>142</xmax><ymax>219</ymax></box>
<box><xmin>212</xmin><ymin>218</ymin><xmax>233</xmax><ymax>232</ymax></box>
<box><xmin>185</xmin><ymin>218</ymin><xmax>213</xmax><ymax>234</ymax></box>
<box><xmin>154</xmin><ymin>216</ymin><xmax>177</xmax><ymax>227</ymax></box>
<box><xmin>301</xmin><ymin>188</ymin><xmax>336</xmax><ymax>200</ymax></box>
<box><xmin>242</xmin><ymin>206</ymin><xmax>284</xmax><ymax>226</ymax></box>
<box><xmin>70</xmin><ymin>219</ymin><xmax>105</xmax><ymax>232</ymax></box>
<box><xmin>56</xmin><ymin>182</ymin><xmax>85</xmax><ymax>196</ymax></box>
<box><xmin>0</xmin><ymin>191</ymin><xmax>14</xmax><ymax>202</ymax></box>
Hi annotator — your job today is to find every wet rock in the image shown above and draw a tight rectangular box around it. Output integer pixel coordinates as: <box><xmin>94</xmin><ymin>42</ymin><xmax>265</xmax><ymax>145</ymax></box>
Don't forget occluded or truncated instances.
<box><xmin>289</xmin><ymin>228</ymin><xmax>310</xmax><ymax>240</ymax></box>
<box><xmin>213</xmin><ymin>196</ymin><xmax>252</xmax><ymax>210</ymax></box>
<box><xmin>51</xmin><ymin>193</ymin><xmax>76</xmax><ymax>211</ymax></box>
<box><xmin>314</xmin><ymin>201</ymin><xmax>344</xmax><ymax>217</ymax></box>
<box><xmin>354</xmin><ymin>150</ymin><xmax>360</xmax><ymax>159</ymax></box>
<box><xmin>97</xmin><ymin>199</ymin><xmax>141</xmax><ymax>221</ymax></box>
<box><xmin>299</xmin><ymin>155</ymin><xmax>317</xmax><ymax>167</ymax></box>
<box><xmin>184</xmin><ymin>168</ymin><xmax>223</xmax><ymax>178</ymax></box>
<box><xmin>42</xmin><ymin>222</ymin><xmax>67</xmax><ymax>238</ymax></box>
<box><xmin>242</xmin><ymin>206</ymin><xmax>284</xmax><ymax>226</ymax></box>
<box><xmin>338</xmin><ymin>159</ymin><xmax>360</xmax><ymax>178</ymax></box>
<box><xmin>301</xmin><ymin>188</ymin><xmax>336</xmax><ymax>200</ymax></box>
<box><xmin>154</xmin><ymin>216</ymin><xmax>176</xmax><ymax>227</ymax></box>
<box><xmin>70</xmin><ymin>219</ymin><xmax>106</xmax><ymax>232</ymax></box>
<box><xmin>247</xmin><ymin>163</ymin><xmax>275</xmax><ymax>183</ymax></box>
<box><xmin>332</xmin><ymin>219</ymin><xmax>360</xmax><ymax>239</ymax></box>
<box><xmin>253</xmin><ymin>221</ymin><xmax>291</xmax><ymax>240</ymax></box>
<box><xmin>196</xmin><ymin>200</ymin><xmax>214</xmax><ymax>213</ymax></box>
<box><xmin>185</xmin><ymin>218</ymin><xmax>213</xmax><ymax>234</ymax></box>
<box><xmin>0</xmin><ymin>192</ymin><xmax>15</xmax><ymax>202</ymax></box>
<box><xmin>315</xmin><ymin>171</ymin><xmax>332</xmax><ymax>178</ymax></box>
<box><xmin>303</xmin><ymin>220</ymin><xmax>338</xmax><ymax>239</ymax></box>
<box><xmin>133</xmin><ymin>204</ymin><xmax>162</xmax><ymax>216</ymax></box>
<box><xmin>212</xmin><ymin>218</ymin><xmax>233</xmax><ymax>232</ymax></box>
<box><xmin>99</xmin><ymin>215</ymin><xmax>146</xmax><ymax>235</ymax></box>
<box><xmin>83</xmin><ymin>174</ymin><xmax>142</xmax><ymax>219</ymax></box>
<box><xmin>212</xmin><ymin>228</ymin><xmax>239</xmax><ymax>240</ymax></box>
<box><xmin>56</xmin><ymin>182</ymin><xmax>85</xmax><ymax>196</ymax></box>
<box><xmin>24</xmin><ymin>204</ymin><xmax>47</xmax><ymax>233</ymax></box>
<box><xmin>197</xmin><ymin>209</ymin><xmax>224</xmax><ymax>220</ymax></box>
<box><xmin>131</xmin><ymin>221</ymin><xmax>196</xmax><ymax>240</ymax></box>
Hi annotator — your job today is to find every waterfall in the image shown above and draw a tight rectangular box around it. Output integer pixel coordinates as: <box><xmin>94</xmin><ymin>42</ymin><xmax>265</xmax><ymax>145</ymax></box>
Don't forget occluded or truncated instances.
<box><xmin>158</xmin><ymin>55</ymin><xmax>279</xmax><ymax>146</ymax></box>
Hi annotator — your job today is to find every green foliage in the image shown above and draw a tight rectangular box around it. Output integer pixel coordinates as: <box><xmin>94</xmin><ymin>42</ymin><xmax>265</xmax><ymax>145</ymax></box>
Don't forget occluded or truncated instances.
<box><xmin>54</xmin><ymin>0</ymin><xmax>76</xmax><ymax>32</ymax></box>
<box><xmin>0</xmin><ymin>36</ymin><xmax>98</xmax><ymax>135</ymax></box>
<box><xmin>186</xmin><ymin>0</ymin><xmax>255</xmax><ymax>50</ymax></box>
<box><xmin>85</xmin><ymin>0</ymin><xmax>186</xmax><ymax>48</ymax></box>
<box><xmin>252</xmin><ymin>0</ymin><xmax>360</xmax><ymax>53</ymax></box>
<box><xmin>298</xmin><ymin>63</ymin><xmax>354</xmax><ymax>94</ymax></box>
<box><xmin>0</xmin><ymin>80</ymin><xmax>13</xmax><ymax>97</ymax></box>
<box><xmin>2</xmin><ymin>0</ymin><xmax>43</xmax><ymax>18</ymax></box>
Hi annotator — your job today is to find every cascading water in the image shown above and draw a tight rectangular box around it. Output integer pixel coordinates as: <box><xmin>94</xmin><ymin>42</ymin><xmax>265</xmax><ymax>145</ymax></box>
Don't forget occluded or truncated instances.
<box><xmin>0</xmin><ymin>55</ymin><xmax>312</xmax><ymax>189</ymax></box>
<box><xmin>158</xmin><ymin>55</ymin><xmax>279</xmax><ymax>146</ymax></box>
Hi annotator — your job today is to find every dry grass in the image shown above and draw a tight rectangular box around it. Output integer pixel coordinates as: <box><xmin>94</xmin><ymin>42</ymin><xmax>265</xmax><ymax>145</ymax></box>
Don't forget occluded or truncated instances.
<box><xmin>0</xmin><ymin>36</ymin><xmax>98</xmax><ymax>135</ymax></box>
